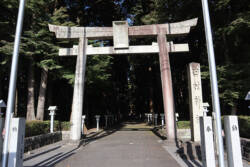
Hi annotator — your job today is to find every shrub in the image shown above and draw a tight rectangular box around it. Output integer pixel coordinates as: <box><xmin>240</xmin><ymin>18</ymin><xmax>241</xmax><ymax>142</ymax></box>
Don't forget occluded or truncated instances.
<box><xmin>55</xmin><ymin>121</ymin><xmax>71</xmax><ymax>131</ymax></box>
<box><xmin>25</xmin><ymin>120</ymin><xmax>71</xmax><ymax>137</ymax></box>
<box><xmin>238</xmin><ymin>116</ymin><xmax>250</xmax><ymax>138</ymax></box>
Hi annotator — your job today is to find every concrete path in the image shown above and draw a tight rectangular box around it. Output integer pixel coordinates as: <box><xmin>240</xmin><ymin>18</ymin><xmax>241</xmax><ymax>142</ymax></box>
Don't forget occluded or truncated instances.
<box><xmin>24</xmin><ymin>122</ymin><xmax>181</xmax><ymax>167</ymax></box>
<box><xmin>23</xmin><ymin>122</ymin><xmax>250</xmax><ymax>167</ymax></box>
<box><xmin>55</xmin><ymin>122</ymin><xmax>181</xmax><ymax>167</ymax></box>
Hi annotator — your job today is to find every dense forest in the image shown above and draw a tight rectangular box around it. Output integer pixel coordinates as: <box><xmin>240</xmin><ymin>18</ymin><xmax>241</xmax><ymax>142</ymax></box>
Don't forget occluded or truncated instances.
<box><xmin>0</xmin><ymin>0</ymin><xmax>249</xmax><ymax>125</ymax></box>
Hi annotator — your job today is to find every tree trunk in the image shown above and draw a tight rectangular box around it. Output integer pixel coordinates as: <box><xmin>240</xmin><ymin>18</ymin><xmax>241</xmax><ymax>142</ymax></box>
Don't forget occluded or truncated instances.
<box><xmin>231</xmin><ymin>104</ymin><xmax>237</xmax><ymax>115</ymax></box>
<box><xmin>36</xmin><ymin>67</ymin><xmax>48</xmax><ymax>120</ymax></box>
<box><xmin>47</xmin><ymin>84</ymin><xmax>53</xmax><ymax>107</ymax></box>
<box><xmin>26</xmin><ymin>59</ymin><xmax>36</xmax><ymax>121</ymax></box>
<box><xmin>0</xmin><ymin>80</ymin><xmax>3</xmax><ymax>99</ymax></box>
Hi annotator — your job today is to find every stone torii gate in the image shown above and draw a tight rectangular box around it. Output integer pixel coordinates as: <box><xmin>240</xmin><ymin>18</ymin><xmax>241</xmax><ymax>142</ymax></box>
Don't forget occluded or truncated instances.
<box><xmin>49</xmin><ymin>18</ymin><xmax>197</xmax><ymax>141</ymax></box>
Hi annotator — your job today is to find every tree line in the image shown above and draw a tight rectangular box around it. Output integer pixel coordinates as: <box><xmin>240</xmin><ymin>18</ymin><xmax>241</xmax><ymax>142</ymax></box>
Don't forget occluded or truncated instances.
<box><xmin>0</xmin><ymin>0</ymin><xmax>249</xmax><ymax>124</ymax></box>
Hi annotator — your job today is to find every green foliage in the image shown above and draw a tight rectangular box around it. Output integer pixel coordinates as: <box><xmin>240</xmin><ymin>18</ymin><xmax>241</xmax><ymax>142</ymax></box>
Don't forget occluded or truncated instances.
<box><xmin>201</xmin><ymin>63</ymin><xmax>250</xmax><ymax>114</ymax></box>
<box><xmin>237</xmin><ymin>116</ymin><xmax>250</xmax><ymax>138</ymax></box>
<box><xmin>86</xmin><ymin>55</ymin><xmax>113</xmax><ymax>86</ymax></box>
<box><xmin>25</xmin><ymin>121</ymin><xmax>50</xmax><ymax>137</ymax></box>
<box><xmin>177</xmin><ymin>121</ymin><xmax>190</xmax><ymax>129</ymax></box>
<box><xmin>25</xmin><ymin>120</ymin><xmax>70</xmax><ymax>137</ymax></box>
<box><xmin>59</xmin><ymin>121</ymin><xmax>71</xmax><ymax>131</ymax></box>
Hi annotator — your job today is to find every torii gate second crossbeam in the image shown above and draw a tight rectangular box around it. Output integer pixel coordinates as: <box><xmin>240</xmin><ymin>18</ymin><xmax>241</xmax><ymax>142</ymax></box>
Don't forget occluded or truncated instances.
<box><xmin>49</xmin><ymin>18</ymin><xmax>198</xmax><ymax>141</ymax></box>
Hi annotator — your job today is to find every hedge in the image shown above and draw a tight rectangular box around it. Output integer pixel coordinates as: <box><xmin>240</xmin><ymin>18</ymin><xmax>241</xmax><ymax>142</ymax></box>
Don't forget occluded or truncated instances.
<box><xmin>236</xmin><ymin>116</ymin><xmax>250</xmax><ymax>138</ymax></box>
<box><xmin>25</xmin><ymin>120</ymin><xmax>70</xmax><ymax>137</ymax></box>
<box><xmin>177</xmin><ymin>116</ymin><xmax>250</xmax><ymax>138</ymax></box>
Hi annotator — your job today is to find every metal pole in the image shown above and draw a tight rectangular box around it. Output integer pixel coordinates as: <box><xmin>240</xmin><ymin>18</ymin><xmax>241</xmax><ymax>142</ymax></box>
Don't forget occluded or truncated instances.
<box><xmin>201</xmin><ymin>0</ymin><xmax>225</xmax><ymax>167</ymax></box>
<box><xmin>2</xmin><ymin>0</ymin><xmax>26</xmax><ymax>166</ymax></box>
<box><xmin>105</xmin><ymin>116</ymin><xmax>108</xmax><ymax>128</ymax></box>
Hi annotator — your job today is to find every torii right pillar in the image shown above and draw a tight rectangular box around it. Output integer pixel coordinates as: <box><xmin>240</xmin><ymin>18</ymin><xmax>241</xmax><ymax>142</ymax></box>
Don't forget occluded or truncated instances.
<box><xmin>157</xmin><ymin>29</ymin><xmax>175</xmax><ymax>140</ymax></box>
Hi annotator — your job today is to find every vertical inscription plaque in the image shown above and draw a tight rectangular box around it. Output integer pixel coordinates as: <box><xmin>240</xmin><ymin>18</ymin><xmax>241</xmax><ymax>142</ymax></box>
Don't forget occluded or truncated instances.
<box><xmin>188</xmin><ymin>62</ymin><xmax>203</xmax><ymax>142</ymax></box>
<box><xmin>113</xmin><ymin>21</ymin><xmax>129</xmax><ymax>49</ymax></box>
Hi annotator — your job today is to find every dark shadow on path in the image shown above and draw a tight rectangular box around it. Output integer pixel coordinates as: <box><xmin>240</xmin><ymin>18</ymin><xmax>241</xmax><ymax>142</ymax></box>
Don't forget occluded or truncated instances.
<box><xmin>77</xmin><ymin>123</ymin><xmax>125</xmax><ymax>148</ymax></box>
<box><xmin>176</xmin><ymin>141</ymin><xmax>202</xmax><ymax>167</ymax></box>
<box><xmin>150</xmin><ymin>127</ymin><xmax>203</xmax><ymax>167</ymax></box>
<box><xmin>151</xmin><ymin>127</ymin><xmax>167</xmax><ymax>140</ymax></box>
<box><xmin>118</xmin><ymin>128</ymin><xmax>152</xmax><ymax>131</ymax></box>
<box><xmin>24</xmin><ymin>123</ymin><xmax>125</xmax><ymax>167</ymax></box>
<box><xmin>24</xmin><ymin>149</ymin><xmax>76</xmax><ymax>167</ymax></box>
<box><xmin>23</xmin><ymin>146</ymin><xmax>61</xmax><ymax>162</ymax></box>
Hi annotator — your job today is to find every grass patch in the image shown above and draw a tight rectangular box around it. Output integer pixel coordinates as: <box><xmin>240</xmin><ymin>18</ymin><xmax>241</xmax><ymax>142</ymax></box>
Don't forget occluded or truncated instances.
<box><xmin>177</xmin><ymin>121</ymin><xmax>190</xmax><ymax>129</ymax></box>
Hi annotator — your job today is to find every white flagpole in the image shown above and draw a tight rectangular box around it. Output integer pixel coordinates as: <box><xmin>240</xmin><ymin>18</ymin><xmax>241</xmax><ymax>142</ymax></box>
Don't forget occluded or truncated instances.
<box><xmin>201</xmin><ymin>0</ymin><xmax>225</xmax><ymax>167</ymax></box>
<box><xmin>1</xmin><ymin>0</ymin><xmax>26</xmax><ymax>166</ymax></box>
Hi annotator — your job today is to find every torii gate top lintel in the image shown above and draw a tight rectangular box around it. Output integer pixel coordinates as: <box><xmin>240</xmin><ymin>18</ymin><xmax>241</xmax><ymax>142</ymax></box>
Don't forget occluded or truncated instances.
<box><xmin>48</xmin><ymin>18</ymin><xmax>198</xmax><ymax>40</ymax></box>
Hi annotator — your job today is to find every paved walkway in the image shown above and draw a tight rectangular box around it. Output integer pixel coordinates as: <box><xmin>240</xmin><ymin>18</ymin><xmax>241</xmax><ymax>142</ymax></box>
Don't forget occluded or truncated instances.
<box><xmin>24</xmin><ymin>122</ymin><xmax>181</xmax><ymax>167</ymax></box>
<box><xmin>23</xmin><ymin>122</ymin><xmax>250</xmax><ymax>167</ymax></box>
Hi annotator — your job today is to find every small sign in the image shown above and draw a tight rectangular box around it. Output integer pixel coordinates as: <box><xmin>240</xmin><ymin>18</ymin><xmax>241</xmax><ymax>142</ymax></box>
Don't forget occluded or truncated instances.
<box><xmin>12</xmin><ymin>127</ymin><xmax>17</xmax><ymax>132</ymax></box>
<box><xmin>206</xmin><ymin>126</ymin><xmax>211</xmax><ymax>132</ymax></box>
<box><xmin>113</xmin><ymin>21</ymin><xmax>129</xmax><ymax>49</ymax></box>
<box><xmin>232</xmin><ymin>125</ymin><xmax>238</xmax><ymax>131</ymax></box>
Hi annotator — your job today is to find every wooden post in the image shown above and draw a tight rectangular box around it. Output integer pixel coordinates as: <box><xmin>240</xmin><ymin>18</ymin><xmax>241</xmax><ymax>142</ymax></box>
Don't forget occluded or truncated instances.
<box><xmin>70</xmin><ymin>37</ymin><xmax>88</xmax><ymax>141</ymax></box>
<box><xmin>157</xmin><ymin>32</ymin><xmax>175</xmax><ymax>140</ymax></box>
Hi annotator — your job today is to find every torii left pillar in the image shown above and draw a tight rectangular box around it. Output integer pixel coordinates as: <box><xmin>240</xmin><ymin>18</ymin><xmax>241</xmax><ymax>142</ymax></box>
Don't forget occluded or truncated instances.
<box><xmin>157</xmin><ymin>31</ymin><xmax>175</xmax><ymax>140</ymax></box>
<box><xmin>71</xmin><ymin>37</ymin><xmax>87</xmax><ymax>140</ymax></box>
